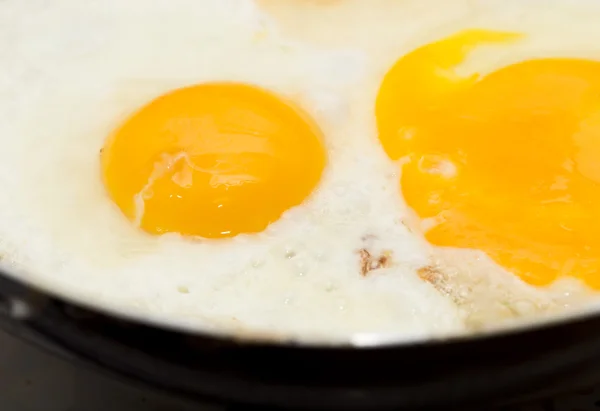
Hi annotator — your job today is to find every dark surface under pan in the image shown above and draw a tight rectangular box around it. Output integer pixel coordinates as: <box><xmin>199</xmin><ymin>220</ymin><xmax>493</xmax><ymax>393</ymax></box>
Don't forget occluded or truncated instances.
<box><xmin>1</xmin><ymin>271</ymin><xmax>600</xmax><ymax>411</ymax></box>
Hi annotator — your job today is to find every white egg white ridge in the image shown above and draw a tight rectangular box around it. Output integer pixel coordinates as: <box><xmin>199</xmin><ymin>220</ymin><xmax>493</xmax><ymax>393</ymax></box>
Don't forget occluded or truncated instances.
<box><xmin>0</xmin><ymin>0</ymin><xmax>467</xmax><ymax>342</ymax></box>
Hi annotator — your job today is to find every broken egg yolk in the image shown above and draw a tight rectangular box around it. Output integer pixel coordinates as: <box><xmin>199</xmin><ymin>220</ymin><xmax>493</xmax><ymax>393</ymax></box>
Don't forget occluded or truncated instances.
<box><xmin>102</xmin><ymin>83</ymin><xmax>325</xmax><ymax>238</ymax></box>
<box><xmin>376</xmin><ymin>29</ymin><xmax>600</xmax><ymax>289</ymax></box>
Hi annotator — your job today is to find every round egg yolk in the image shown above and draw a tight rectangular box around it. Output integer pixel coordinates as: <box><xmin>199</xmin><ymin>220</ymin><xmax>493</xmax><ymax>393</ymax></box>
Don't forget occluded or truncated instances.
<box><xmin>101</xmin><ymin>83</ymin><xmax>326</xmax><ymax>238</ymax></box>
<box><xmin>376</xmin><ymin>29</ymin><xmax>600</xmax><ymax>289</ymax></box>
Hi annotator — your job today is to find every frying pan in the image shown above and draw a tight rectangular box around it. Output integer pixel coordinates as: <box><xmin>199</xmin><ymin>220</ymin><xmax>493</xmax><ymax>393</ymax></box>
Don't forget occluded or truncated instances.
<box><xmin>2</xmin><ymin>266</ymin><xmax>600</xmax><ymax>411</ymax></box>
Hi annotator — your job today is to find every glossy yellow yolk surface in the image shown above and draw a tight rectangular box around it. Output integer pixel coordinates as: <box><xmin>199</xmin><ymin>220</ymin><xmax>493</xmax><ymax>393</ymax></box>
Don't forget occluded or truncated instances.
<box><xmin>376</xmin><ymin>29</ymin><xmax>600</xmax><ymax>289</ymax></box>
<box><xmin>102</xmin><ymin>83</ymin><xmax>325</xmax><ymax>238</ymax></box>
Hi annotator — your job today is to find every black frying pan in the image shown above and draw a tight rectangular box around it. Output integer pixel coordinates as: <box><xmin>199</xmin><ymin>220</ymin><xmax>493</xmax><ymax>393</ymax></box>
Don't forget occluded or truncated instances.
<box><xmin>1</xmin><ymin>270</ymin><xmax>600</xmax><ymax>411</ymax></box>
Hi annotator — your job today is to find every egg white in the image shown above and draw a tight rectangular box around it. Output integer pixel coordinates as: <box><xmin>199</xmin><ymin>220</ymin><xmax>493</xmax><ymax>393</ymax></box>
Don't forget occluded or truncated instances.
<box><xmin>2</xmin><ymin>0</ymin><xmax>599</xmax><ymax>344</ymax></box>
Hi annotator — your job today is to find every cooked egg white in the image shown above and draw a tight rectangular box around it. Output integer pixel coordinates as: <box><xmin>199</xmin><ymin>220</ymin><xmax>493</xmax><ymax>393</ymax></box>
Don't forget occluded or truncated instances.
<box><xmin>1</xmin><ymin>0</ymin><xmax>600</xmax><ymax>344</ymax></box>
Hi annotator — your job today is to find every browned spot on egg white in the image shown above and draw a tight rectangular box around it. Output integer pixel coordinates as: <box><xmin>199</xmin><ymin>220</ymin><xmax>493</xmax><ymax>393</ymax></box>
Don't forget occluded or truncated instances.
<box><xmin>418</xmin><ymin>250</ymin><xmax>598</xmax><ymax>333</ymax></box>
<box><xmin>417</xmin><ymin>265</ymin><xmax>458</xmax><ymax>302</ymax></box>
<box><xmin>417</xmin><ymin>265</ymin><xmax>441</xmax><ymax>284</ymax></box>
<box><xmin>358</xmin><ymin>249</ymin><xmax>392</xmax><ymax>276</ymax></box>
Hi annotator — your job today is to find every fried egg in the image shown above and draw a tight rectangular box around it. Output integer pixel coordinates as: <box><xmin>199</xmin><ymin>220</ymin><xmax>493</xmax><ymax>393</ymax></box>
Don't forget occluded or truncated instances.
<box><xmin>1</xmin><ymin>0</ymin><xmax>600</xmax><ymax>344</ymax></box>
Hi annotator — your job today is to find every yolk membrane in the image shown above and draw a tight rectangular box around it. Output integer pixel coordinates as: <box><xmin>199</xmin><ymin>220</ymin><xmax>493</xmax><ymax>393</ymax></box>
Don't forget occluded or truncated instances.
<box><xmin>102</xmin><ymin>83</ymin><xmax>325</xmax><ymax>238</ymax></box>
<box><xmin>376</xmin><ymin>29</ymin><xmax>600</xmax><ymax>289</ymax></box>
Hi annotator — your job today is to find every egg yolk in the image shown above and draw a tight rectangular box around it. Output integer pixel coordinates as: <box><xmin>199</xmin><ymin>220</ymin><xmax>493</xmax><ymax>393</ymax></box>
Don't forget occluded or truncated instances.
<box><xmin>101</xmin><ymin>83</ymin><xmax>325</xmax><ymax>238</ymax></box>
<box><xmin>376</xmin><ymin>29</ymin><xmax>600</xmax><ymax>289</ymax></box>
